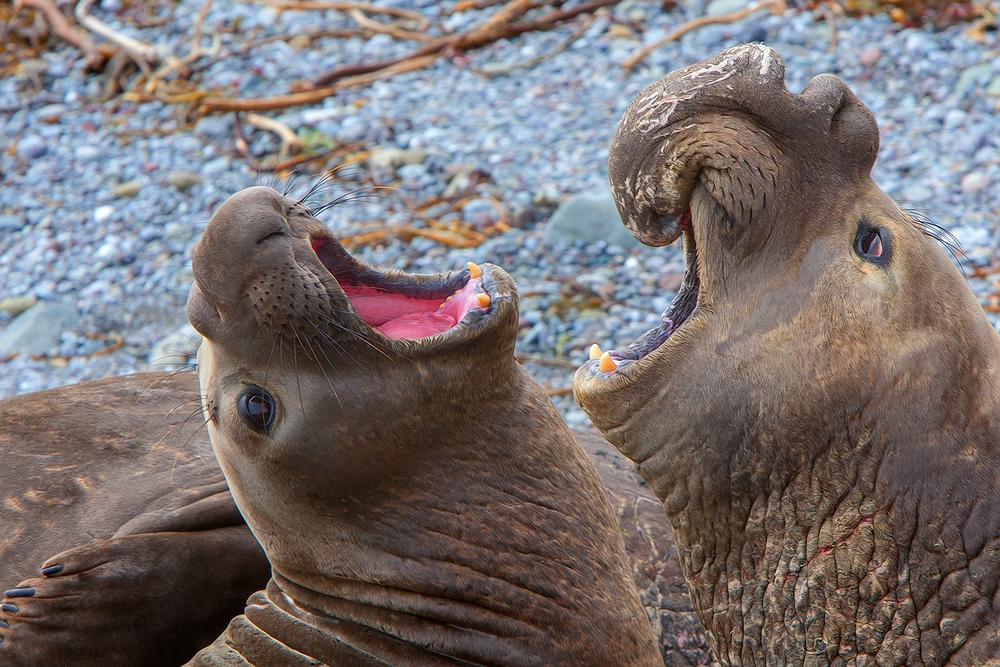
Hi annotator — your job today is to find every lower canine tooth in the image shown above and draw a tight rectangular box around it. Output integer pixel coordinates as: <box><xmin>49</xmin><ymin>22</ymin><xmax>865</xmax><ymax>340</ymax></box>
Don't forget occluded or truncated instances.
<box><xmin>598</xmin><ymin>352</ymin><xmax>617</xmax><ymax>373</ymax></box>
<box><xmin>476</xmin><ymin>293</ymin><xmax>491</xmax><ymax>309</ymax></box>
<box><xmin>589</xmin><ymin>344</ymin><xmax>602</xmax><ymax>360</ymax></box>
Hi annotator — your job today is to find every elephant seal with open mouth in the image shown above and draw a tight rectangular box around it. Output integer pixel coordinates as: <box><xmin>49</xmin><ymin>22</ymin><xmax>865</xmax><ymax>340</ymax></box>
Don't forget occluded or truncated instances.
<box><xmin>184</xmin><ymin>186</ymin><xmax>667</xmax><ymax>665</ymax></box>
<box><xmin>575</xmin><ymin>44</ymin><xmax>1000</xmax><ymax>665</ymax></box>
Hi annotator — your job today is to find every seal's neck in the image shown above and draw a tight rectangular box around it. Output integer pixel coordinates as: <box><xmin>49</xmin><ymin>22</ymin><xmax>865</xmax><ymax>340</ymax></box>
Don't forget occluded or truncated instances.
<box><xmin>662</xmin><ymin>349</ymin><xmax>1000</xmax><ymax>666</ymax></box>
<box><xmin>256</xmin><ymin>364</ymin><xmax>659</xmax><ymax>665</ymax></box>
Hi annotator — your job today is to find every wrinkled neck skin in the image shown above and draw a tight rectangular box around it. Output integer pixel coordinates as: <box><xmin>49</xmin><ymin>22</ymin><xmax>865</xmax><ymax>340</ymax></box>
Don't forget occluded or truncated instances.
<box><xmin>597</xmin><ymin>186</ymin><xmax>1000</xmax><ymax>666</ymax></box>
<box><xmin>198</xmin><ymin>342</ymin><xmax>658</xmax><ymax>665</ymax></box>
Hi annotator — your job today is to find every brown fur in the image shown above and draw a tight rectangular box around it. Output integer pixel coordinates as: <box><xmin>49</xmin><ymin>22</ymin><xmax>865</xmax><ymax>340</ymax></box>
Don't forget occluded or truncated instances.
<box><xmin>575</xmin><ymin>44</ymin><xmax>1000</xmax><ymax>666</ymax></box>
<box><xmin>0</xmin><ymin>372</ymin><xmax>271</xmax><ymax>667</ymax></box>
<box><xmin>185</xmin><ymin>187</ymin><xmax>665</xmax><ymax>666</ymax></box>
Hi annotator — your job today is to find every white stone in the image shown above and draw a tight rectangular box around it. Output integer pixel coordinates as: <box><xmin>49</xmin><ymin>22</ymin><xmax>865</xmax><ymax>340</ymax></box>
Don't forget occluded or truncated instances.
<box><xmin>960</xmin><ymin>171</ymin><xmax>990</xmax><ymax>194</ymax></box>
<box><xmin>93</xmin><ymin>205</ymin><xmax>116</xmax><ymax>224</ymax></box>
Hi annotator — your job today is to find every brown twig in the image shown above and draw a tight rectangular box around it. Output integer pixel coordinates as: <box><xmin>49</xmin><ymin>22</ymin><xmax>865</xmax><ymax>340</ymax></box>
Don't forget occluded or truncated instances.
<box><xmin>75</xmin><ymin>0</ymin><xmax>159</xmax><ymax>71</ymax></box>
<box><xmin>345</xmin><ymin>8</ymin><xmax>432</xmax><ymax>41</ymax></box>
<box><xmin>245</xmin><ymin>112</ymin><xmax>304</xmax><ymax>160</ymax></box>
<box><xmin>14</xmin><ymin>0</ymin><xmax>104</xmax><ymax>68</ymax></box>
<box><xmin>545</xmin><ymin>386</ymin><xmax>574</xmax><ymax>397</ymax></box>
<box><xmin>816</xmin><ymin>1</ymin><xmax>837</xmax><ymax>52</ymax></box>
<box><xmin>476</xmin><ymin>12</ymin><xmax>597</xmax><ymax>76</ymax></box>
<box><xmin>311</xmin><ymin>0</ymin><xmax>618</xmax><ymax>87</ymax></box>
<box><xmin>621</xmin><ymin>0</ymin><xmax>786</xmax><ymax>69</ymax></box>
<box><xmin>252</xmin><ymin>0</ymin><xmax>430</xmax><ymax>30</ymax></box>
<box><xmin>199</xmin><ymin>53</ymin><xmax>438</xmax><ymax>112</ymax></box>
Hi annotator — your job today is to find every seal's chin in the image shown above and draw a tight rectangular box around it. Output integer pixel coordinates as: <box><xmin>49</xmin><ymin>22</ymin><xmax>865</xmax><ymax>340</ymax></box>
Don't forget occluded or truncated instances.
<box><xmin>310</xmin><ymin>235</ymin><xmax>489</xmax><ymax>341</ymax></box>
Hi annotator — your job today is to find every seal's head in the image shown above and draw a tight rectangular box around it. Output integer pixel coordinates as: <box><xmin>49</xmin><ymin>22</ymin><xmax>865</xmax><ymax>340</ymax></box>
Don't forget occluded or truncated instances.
<box><xmin>187</xmin><ymin>185</ymin><xmax>518</xmax><ymax>558</ymax></box>
<box><xmin>187</xmin><ymin>186</ymin><xmax>660</xmax><ymax>665</ymax></box>
<box><xmin>574</xmin><ymin>45</ymin><xmax>1000</xmax><ymax>664</ymax></box>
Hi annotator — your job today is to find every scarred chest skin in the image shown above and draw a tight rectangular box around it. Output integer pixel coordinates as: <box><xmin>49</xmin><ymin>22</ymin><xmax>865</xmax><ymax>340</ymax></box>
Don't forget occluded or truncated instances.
<box><xmin>574</xmin><ymin>44</ymin><xmax>1000</xmax><ymax>667</ymax></box>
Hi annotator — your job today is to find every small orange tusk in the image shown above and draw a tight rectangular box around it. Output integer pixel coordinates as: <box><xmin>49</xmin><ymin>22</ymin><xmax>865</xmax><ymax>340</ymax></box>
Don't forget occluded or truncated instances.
<box><xmin>589</xmin><ymin>343</ymin><xmax>602</xmax><ymax>360</ymax></box>
<box><xmin>467</xmin><ymin>262</ymin><xmax>483</xmax><ymax>279</ymax></box>
<box><xmin>598</xmin><ymin>352</ymin><xmax>617</xmax><ymax>373</ymax></box>
<box><xmin>477</xmin><ymin>293</ymin><xmax>491</xmax><ymax>309</ymax></box>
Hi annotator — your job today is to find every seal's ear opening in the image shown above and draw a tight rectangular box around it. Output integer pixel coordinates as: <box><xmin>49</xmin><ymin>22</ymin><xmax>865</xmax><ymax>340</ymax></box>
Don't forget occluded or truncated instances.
<box><xmin>310</xmin><ymin>235</ymin><xmax>490</xmax><ymax>340</ymax></box>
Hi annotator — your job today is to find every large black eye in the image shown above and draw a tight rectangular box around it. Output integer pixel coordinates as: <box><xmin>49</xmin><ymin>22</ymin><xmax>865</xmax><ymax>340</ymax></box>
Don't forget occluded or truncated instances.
<box><xmin>238</xmin><ymin>387</ymin><xmax>275</xmax><ymax>432</ymax></box>
<box><xmin>855</xmin><ymin>227</ymin><xmax>888</xmax><ymax>263</ymax></box>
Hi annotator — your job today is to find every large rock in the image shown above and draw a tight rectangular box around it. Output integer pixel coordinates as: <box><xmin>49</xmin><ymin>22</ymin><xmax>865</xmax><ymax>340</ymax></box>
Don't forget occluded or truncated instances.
<box><xmin>542</xmin><ymin>187</ymin><xmax>638</xmax><ymax>249</ymax></box>
<box><xmin>0</xmin><ymin>301</ymin><xmax>79</xmax><ymax>356</ymax></box>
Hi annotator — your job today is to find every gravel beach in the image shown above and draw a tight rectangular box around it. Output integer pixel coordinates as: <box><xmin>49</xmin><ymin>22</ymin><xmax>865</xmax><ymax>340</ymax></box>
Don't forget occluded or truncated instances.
<box><xmin>2</xmin><ymin>0</ymin><xmax>999</xmax><ymax>429</ymax></box>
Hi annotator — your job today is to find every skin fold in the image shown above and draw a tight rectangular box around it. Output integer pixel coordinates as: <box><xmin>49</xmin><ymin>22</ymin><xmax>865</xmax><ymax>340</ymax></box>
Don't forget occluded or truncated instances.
<box><xmin>575</xmin><ymin>44</ymin><xmax>1000</xmax><ymax>666</ymax></box>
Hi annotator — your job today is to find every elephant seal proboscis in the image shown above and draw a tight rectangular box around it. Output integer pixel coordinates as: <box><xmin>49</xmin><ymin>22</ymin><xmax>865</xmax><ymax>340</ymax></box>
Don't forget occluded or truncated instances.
<box><xmin>0</xmin><ymin>372</ymin><xmax>271</xmax><ymax>667</ymax></box>
<box><xmin>185</xmin><ymin>186</ymin><xmax>667</xmax><ymax>665</ymax></box>
<box><xmin>575</xmin><ymin>44</ymin><xmax>1000</xmax><ymax>665</ymax></box>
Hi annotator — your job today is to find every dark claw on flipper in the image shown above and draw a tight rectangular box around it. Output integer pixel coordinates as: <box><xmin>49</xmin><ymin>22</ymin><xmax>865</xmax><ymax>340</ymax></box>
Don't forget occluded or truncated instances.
<box><xmin>2</xmin><ymin>589</ymin><xmax>34</xmax><ymax>598</ymax></box>
<box><xmin>0</xmin><ymin>620</ymin><xmax>9</xmax><ymax>628</ymax></box>
<box><xmin>40</xmin><ymin>565</ymin><xmax>63</xmax><ymax>576</ymax></box>
<box><xmin>0</xmin><ymin>604</ymin><xmax>17</xmax><ymax>613</ymax></box>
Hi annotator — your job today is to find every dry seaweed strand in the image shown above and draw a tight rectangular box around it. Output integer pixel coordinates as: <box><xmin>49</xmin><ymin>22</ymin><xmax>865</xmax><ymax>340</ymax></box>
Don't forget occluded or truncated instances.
<box><xmin>12</xmin><ymin>0</ymin><xmax>105</xmax><ymax>68</ymax></box>
<box><xmin>475</xmin><ymin>11</ymin><xmax>599</xmax><ymax>76</ymax></box>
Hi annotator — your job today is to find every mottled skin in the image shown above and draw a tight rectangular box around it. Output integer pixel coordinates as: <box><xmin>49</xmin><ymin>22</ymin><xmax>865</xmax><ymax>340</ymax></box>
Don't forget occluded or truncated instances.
<box><xmin>574</xmin><ymin>45</ymin><xmax>1000</xmax><ymax>666</ymax></box>
<box><xmin>0</xmin><ymin>372</ymin><xmax>271</xmax><ymax>667</ymax></box>
<box><xmin>185</xmin><ymin>186</ymin><xmax>664</xmax><ymax>666</ymax></box>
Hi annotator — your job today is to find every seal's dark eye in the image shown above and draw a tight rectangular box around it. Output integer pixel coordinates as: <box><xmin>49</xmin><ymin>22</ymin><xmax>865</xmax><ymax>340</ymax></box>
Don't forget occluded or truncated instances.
<box><xmin>855</xmin><ymin>227</ymin><xmax>887</xmax><ymax>262</ymax></box>
<box><xmin>238</xmin><ymin>387</ymin><xmax>275</xmax><ymax>432</ymax></box>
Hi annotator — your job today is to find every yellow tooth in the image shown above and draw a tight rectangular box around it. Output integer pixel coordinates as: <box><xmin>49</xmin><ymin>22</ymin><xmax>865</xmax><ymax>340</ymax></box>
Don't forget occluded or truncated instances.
<box><xmin>477</xmin><ymin>293</ymin><xmax>491</xmax><ymax>309</ymax></box>
<box><xmin>589</xmin><ymin>343</ymin><xmax>602</xmax><ymax>360</ymax></box>
<box><xmin>598</xmin><ymin>352</ymin><xmax>617</xmax><ymax>373</ymax></box>
<box><xmin>468</xmin><ymin>262</ymin><xmax>483</xmax><ymax>279</ymax></box>
<box><xmin>446</xmin><ymin>295</ymin><xmax>452</xmax><ymax>302</ymax></box>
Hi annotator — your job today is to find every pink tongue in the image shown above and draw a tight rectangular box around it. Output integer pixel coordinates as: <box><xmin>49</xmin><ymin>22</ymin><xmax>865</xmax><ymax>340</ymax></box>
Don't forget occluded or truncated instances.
<box><xmin>377</xmin><ymin>312</ymin><xmax>456</xmax><ymax>338</ymax></box>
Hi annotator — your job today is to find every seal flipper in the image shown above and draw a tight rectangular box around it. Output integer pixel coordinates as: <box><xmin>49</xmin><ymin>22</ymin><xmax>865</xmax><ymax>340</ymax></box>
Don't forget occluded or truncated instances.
<box><xmin>0</xmin><ymin>527</ymin><xmax>269</xmax><ymax>667</ymax></box>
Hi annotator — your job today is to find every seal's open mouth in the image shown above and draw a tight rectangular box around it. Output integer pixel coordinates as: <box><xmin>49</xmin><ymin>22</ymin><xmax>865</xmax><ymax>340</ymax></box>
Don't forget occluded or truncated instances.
<box><xmin>590</xmin><ymin>212</ymin><xmax>699</xmax><ymax>373</ymax></box>
<box><xmin>311</xmin><ymin>236</ymin><xmax>489</xmax><ymax>340</ymax></box>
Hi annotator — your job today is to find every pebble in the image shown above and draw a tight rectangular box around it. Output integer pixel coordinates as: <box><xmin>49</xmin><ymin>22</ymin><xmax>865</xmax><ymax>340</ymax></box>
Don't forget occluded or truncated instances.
<box><xmin>961</xmin><ymin>171</ymin><xmax>990</xmax><ymax>193</ymax></box>
<box><xmin>0</xmin><ymin>302</ymin><xmax>80</xmax><ymax>357</ymax></box>
<box><xmin>0</xmin><ymin>295</ymin><xmax>37</xmax><ymax>316</ymax></box>
<box><xmin>168</xmin><ymin>171</ymin><xmax>203</xmax><ymax>190</ymax></box>
<box><xmin>147</xmin><ymin>323</ymin><xmax>203</xmax><ymax>370</ymax></box>
<box><xmin>16</xmin><ymin>135</ymin><xmax>47</xmax><ymax>159</ymax></box>
<box><xmin>93</xmin><ymin>205</ymin><xmax>116</xmax><ymax>224</ymax></box>
<box><xmin>112</xmin><ymin>180</ymin><xmax>143</xmax><ymax>198</ymax></box>
<box><xmin>0</xmin><ymin>215</ymin><xmax>26</xmax><ymax>231</ymax></box>
<box><xmin>369</xmin><ymin>147</ymin><xmax>428</xmax><ymax>169</ymax></box>
<box><xmin>859</xmin><ymin>46</ymin><xmax>881</xmax><ymax>67</ymax></box>
<box><xmin>542</xmin><ymin>188</ymin><xmax>638</xmax><ymax>249</ymax></box>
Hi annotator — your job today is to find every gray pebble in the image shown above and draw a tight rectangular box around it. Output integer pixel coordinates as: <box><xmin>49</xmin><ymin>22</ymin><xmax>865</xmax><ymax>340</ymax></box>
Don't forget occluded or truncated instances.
<box><xmin>16</xmin><ymin>135</ymin><xmax>48</xmax><ymax>159</ymax></box>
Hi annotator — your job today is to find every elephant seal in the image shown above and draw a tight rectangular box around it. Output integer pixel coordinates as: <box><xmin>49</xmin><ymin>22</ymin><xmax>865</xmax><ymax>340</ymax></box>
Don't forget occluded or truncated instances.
<box><xmin>184</xmin><ymin>185</ymin><xmax>665</xmax><ymax>665</ymax></box>
<box><xmin>0</xmin><ymin>375</ymin><xmax>709</xmax><ymax>667</ymax></box>
<box><xmin>574</xmin><ymin>44</ymin><xmax>1000</xmax><ymax>666</ymax></box>
<box><xmin>0</xmin><ymin>372</ymin><xmax>271</xmax><ymax>667</ymax></box>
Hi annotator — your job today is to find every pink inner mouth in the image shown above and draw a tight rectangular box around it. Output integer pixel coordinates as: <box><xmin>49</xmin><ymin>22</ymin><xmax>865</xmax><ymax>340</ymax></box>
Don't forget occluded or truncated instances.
<box><xmin>342</xmin><ymin>278</ymin><xmax>484</xmax><ymax>339</ymax></box>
